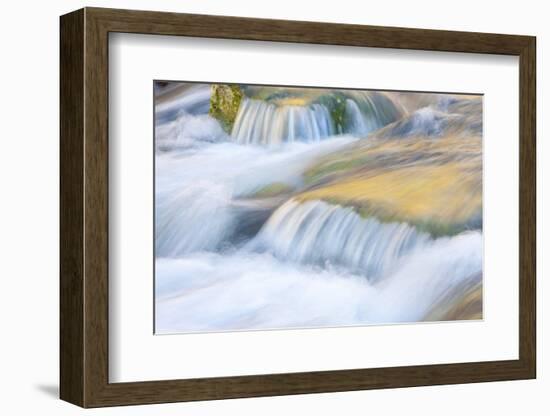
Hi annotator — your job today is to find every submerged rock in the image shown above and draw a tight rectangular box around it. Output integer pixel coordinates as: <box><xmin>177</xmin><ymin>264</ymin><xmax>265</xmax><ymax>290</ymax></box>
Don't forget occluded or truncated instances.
<box><xmin>423</xmin><ymin>276</ymin><xmax>482</xmax><ymax>321</ymax></box>
<box><xmin>374</xmin><ymin>97</ymin><xmax>482</xmax><ymax>139</ymax></box>
<box><xmin>299</xmin><ymin>97</ymin><xmax>483</xmax><ymax>237</ymax></box>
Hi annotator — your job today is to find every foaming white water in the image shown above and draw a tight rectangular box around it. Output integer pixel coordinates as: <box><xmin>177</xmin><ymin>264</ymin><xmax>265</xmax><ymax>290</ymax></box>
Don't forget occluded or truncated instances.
<box><xmin>378</xmin><ymin>106</ymin><xmax>460</xmax><ymax>139</ymax></box>
<box><xmin>153</xmin><ymin>84</ymin><xmax>482</xmax><ymax>333</ymax></box>
<box><xmin>250</xmin><ymin>199</ymin><xmax>432</xmax><ymax>280</ymax></box>
<box><xmin>155</xmin><ymin>138</ymin><xmax>356</xmax><ymax>257</ymax></box>
<box><xmin>155</xmin><ymin>84</ymin><xmax>211</xmax><ymax>122</ymax></box>
<box><xmin>364</xmin><ymin>231</ymin><xmax>482</xmax><ymax>322</ymax></box>
<box><xmin>155</xmin><ymin>232</ymin><xmax>482</xmax><ymax>333</ymax></box>
<box><xmin>155</xmin><ymin>113</ymin><xmax>228</xmax><ymax>149</ymax></box>
<box><xmin>231</xmin><ymin>98</ymin><xmax>334</xmax><ymax>145</ymax></box>
<box><xmin>155</xmin><ymin>252</ymin><xmax>374</xmax><ymax>333</ymax></box>
<box><xmin>156</xmin><ymin>180</ymin><xmax>234</xmax><ymax>256</ymax></box>
<box><xmin>403</xmin><ymin>107</ymin><xmax>450</xmax><ymax>137</ymax></box>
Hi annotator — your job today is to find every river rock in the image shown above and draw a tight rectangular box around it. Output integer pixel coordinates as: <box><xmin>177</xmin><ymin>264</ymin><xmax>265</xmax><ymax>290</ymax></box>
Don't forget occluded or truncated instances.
<box><xmin>209</xmin><ymin>84</ymin><xmax>244</xmax><ymax>133</ymax></box>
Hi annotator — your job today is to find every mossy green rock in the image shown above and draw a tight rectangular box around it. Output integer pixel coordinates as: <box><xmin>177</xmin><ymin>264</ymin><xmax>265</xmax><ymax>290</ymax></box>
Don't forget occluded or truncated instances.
<box><xmin>209</xmin><ymin>84</ymin><xmax>244</xmax><ymax>133</ymax></box>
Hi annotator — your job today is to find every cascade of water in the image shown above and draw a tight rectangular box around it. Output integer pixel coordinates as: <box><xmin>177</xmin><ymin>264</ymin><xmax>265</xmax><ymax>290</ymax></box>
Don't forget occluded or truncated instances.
<box><xmin>155</xmin><ymin>229</ymin><xmax>482</xmax><ymax>333</ymax></box>
<box><xmin>153</xmin><ymin>84</ymin><xmax>483</xmax><ymax>333</ymax></box>
<box><xmin>345</xmin><ymin>99</ymin><xmax>372</xmax><ymax>135</ymax></box>
<box><xmin>155</xmin><ymin>86</ymin><xmax>405</xmax><ymax>147</ymax></box>
<box><xmin>155</xmin><ymin>138</ymin><xmax>356</xmax><ymax>257</ymax></box>
<box><xmin>250</xmin><ymin>199</ymin><xmax>434</xmax><ymax>280</ymax></box>
<box><xmin>231</xmin><ymin>98</ymin><xmax>334</xmax><ymax>145</ymax></box>
<box><xmin>231</xmin><ymin>91</ymin><xmax>404</xmax><ymax>145</ymax></box>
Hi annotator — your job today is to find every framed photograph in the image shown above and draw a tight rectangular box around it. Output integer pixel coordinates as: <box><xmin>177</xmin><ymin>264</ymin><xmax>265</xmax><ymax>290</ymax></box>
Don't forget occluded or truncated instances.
<box><xmin>60</xmin><ymin>7</ymin><xmax>536</xmax><ymax>408</ymax></box>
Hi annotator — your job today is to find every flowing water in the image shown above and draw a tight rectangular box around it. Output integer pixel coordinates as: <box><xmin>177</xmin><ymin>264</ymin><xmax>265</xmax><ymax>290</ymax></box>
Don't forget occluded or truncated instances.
<box><xmin>250</xmin><ymin>199</ymin><xmax>434</xmax><ymax>281</ymax></box>
<box><xmin>231</xmin><ymin>98</ymin><xmax>334</xmax><ymax>145</ymax></box>
<box><xmin>154</xmin><ymin>85</ymin><xmax>482</xmax><ymax>334</ymax></box>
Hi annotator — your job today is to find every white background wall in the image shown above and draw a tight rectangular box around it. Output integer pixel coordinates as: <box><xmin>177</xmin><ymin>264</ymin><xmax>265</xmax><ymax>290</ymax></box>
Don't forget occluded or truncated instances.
<box><xmin>0</xmin><ymin>0</ymin><xmax>546</xmax><ymax>414</ymax></box>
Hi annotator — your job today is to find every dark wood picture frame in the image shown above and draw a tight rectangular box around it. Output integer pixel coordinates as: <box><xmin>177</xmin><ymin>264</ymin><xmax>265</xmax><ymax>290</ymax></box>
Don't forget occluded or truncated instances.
<box><xmin>60</xmin><ymin>7</ymin><xmax>536</xmax><ymax>408</ymax></box>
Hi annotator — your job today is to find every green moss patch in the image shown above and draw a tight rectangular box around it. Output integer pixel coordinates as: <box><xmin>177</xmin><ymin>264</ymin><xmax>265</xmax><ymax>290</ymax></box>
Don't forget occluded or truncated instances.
<box><xmin>313</xmin><ymin>92</ymin><xmax>348</xmax><ymax>133</ymax></box>
<box><xmin>209</xmin><ymin>84</ymin><xmax>244</xmax><ymax>133</ymax></box>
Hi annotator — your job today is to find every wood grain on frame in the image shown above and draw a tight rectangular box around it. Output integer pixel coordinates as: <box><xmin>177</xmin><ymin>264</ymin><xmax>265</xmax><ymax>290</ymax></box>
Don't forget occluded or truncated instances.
<box><xmin>60</xmin><ymin>7</ymin><xmax>536</xmax><ymax>408</ymax></box>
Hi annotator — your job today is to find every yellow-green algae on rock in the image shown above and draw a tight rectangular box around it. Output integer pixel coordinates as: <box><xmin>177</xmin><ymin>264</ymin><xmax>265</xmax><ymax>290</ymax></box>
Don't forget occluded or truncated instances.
<box><xmin>424</xmin><ymin>278</ymin><xmax>482</xmax><ymax>321</ymax></box>
<box><xmin>299</xmin><ymin>135</ymin><xmax>482</xmax><ymax>237</ymax></box>
<box><xmin>209</xmin><ymin>84</ymin><xmax>244</xmax><ymax>133</ymax></box>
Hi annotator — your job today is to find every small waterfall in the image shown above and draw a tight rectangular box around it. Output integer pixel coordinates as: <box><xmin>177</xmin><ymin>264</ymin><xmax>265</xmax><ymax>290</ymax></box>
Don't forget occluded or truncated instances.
<box><xmin>344</xmin><ymin>96</ymin><xmax>393</xmax><ymax>136</ymax></box>
<box><xmin>154</xmin><ymin>83</ymin><xmax>483</xmax><ymax>333</ymax></box>
<box><xmin>251</xmin><ymin>199</ymin><xmax>433</xmax><ymax>280</ymax></box>
<box><xmin>155</xmin><ymin>137</ymin><xmax>356</xmax><ymax>257</ymax></box>
<box><xmin>155</xmin><ymin>86</ymin><xmax>405</xmax><ymax>147</ymax></box>
<box><xmin>345</xmin><ymin>99</ymin><xmax>372</xmax><ymax>135</ymax></box>
<box><xmin>231</xmin><ymin>91</ymin><xmax>404</xmax><ymax>146</ymax></box>
<box><xmin>231</xmin><ymin>98</ymin><xmax>334</xmax><ymax>145</ymax></box>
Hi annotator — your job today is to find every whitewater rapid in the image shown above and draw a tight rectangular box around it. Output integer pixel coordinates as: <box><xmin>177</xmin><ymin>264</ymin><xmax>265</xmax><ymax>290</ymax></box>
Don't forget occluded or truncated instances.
<box><xmin>250</xmin><ymin>199</ymin><xmax>433</xmax><ymax>281</ymax></box>
<box><xmin>154</xmin><ymin>84</ymin><xmax>483</xmax><ymax>334</ymax></box>
<box><xmin>156</xmin><ymin>231</ymin><xmax>482</xmax><ymax>333</ymax></box>
<box><xmin>155</xmin><ymin>137</ymin><xmax>357</xmax><ymax>256</ymax></box>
